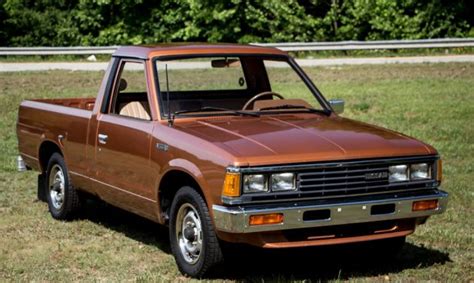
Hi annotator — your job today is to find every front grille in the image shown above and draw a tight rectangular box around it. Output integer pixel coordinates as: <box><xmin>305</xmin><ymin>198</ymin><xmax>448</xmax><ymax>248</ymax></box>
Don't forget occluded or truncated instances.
<box><xmin>297</xmin><ymin>163</ymin><xmax>433</xmax><ymax>197</ymax></box>
<box><xmin>232</xmin><ymin>156</ymin><xmax>439</xmax><ymax>205</ymax></box>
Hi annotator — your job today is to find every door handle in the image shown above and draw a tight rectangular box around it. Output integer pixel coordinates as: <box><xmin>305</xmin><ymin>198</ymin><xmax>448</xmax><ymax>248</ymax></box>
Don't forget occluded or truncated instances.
<box><xmin>98</xmin><ymin>134</ymin><xmax>108</xmax><ymax>144</ymax></box>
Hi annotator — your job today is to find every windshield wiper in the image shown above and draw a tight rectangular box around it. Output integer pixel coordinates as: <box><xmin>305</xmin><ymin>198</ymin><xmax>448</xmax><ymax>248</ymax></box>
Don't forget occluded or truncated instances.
<box><xmin>173</xmin><ymin>106</ymin><xmax>260</xmax><ymax>117</ymax></box>
<box><xmin>258</xmin><ymin>104</ymin><xmax>330</xmax><ymax>115</ymax></box>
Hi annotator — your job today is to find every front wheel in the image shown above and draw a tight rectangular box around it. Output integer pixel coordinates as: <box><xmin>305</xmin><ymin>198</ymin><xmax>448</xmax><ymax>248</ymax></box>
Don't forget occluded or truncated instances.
<box><xmin>169</xmin><ymin>186</ymin><xmax>223</xmax><ymax>278</ymax></box>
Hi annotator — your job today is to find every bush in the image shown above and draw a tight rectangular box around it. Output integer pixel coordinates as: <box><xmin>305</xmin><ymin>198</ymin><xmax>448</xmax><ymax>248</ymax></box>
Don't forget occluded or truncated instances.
<box><xmin>1</xmin><ymin>0</ymin><xmax>472</xmax><ymax>46</ymax></box>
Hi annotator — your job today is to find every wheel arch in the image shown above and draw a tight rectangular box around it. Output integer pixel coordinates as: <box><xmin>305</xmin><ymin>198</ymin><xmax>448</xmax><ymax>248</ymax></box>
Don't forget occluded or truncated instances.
<box><xmin>38</xmin><ymin>140</ymin><xmax>63</xmax><ymax>173</ymax></box>
<box><xmin>157</xmin><ymin>158</ymin><xmax>212</xmax><ymax>224</ymax></box>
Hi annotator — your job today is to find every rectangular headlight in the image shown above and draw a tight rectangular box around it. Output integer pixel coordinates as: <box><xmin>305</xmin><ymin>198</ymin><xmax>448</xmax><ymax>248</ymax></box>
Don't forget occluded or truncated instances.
<box><xmin>271</xmin><ymin>173</ymin><xmax>296</xmax><ymax>191</ymax></box>
<box><xmin>410</xmin><ymin>163</ymin><xmax>430</xmax><ymax>180</ymax></box>
<box><xmin>389</xmin><ymin>165</ymin><xmax>408</xmax><ymax>182</ymax></box>
<box><xmin>243</xmin><ymin>174</ymin><xmax>267</xmax><ymax>193</ymax></box>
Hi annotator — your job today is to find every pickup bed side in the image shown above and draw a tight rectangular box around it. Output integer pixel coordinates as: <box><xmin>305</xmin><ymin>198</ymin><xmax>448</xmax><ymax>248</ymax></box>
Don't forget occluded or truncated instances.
<box><xmin>17</xmin><ymin>100</ymin><xmax>93</xmax><ymax>174</ymax></box>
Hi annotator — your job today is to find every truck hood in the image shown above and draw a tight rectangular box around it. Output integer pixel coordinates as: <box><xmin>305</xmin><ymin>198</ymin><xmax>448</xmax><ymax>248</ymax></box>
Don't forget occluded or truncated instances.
<box><xmin>174</xmin><ymin>114</ymin><xmax>435</xmax><ymax>166</ymax></box>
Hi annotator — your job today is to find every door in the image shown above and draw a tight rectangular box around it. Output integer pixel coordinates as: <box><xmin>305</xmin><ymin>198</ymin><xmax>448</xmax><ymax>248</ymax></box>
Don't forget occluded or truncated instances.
<box><xmin>94</xmin><ymin>59</ymin><xmax>157</xmax><ymax>220</ymax></box>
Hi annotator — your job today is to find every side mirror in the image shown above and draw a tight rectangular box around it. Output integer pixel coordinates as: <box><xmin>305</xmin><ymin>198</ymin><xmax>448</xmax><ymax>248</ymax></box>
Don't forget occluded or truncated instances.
<box><xmin>329</xmin><ymin>99</ymin><xmax>344</xmax><ymax>114</ymax></box>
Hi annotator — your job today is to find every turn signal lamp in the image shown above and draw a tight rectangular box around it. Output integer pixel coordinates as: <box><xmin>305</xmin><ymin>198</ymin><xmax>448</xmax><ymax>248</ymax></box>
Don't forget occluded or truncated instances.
<box><xmin>249</xmin><ymin>213</ymin><xmax>284</xmax><ymax>226</ymax></box>
<box><xmin>412</xmin><ymin>200</ymin><xmax>438</xmax><ymax>212</ymax></box>
<box><xmin>436</xmin><ymin>159</ymin><xmax>443</xmax><ymax>183</ymax></box>
<box><xmin>222</xmin><ymin>172</ymin><xmax>241</xmax><ymax>197</ymax></box>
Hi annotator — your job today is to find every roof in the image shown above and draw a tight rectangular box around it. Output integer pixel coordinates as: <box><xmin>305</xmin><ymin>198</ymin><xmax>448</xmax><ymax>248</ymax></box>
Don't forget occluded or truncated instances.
<box><xmin>113</xmin><ymin>43</ymin><xmax>287</xmax><ymax>59</ymax></box>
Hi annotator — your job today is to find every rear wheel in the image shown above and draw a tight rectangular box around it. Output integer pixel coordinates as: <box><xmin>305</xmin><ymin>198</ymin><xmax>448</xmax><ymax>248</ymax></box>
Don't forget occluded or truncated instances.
<box><xmin>169</xmin><ymin>186</ymin><xmax>223</xmax><ymax>278</ymax></box>
<box><xmin>45</xmin><ymin>153</ymin><xmax>81</xmax><ymax>220</ymax></box>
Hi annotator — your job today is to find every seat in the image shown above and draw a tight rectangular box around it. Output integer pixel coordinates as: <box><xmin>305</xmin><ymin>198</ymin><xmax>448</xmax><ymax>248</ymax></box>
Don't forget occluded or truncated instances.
<box><xmin>119</xmin><ymin>101</ymin><xmax>151</xmax><ymax>120</ymax></box>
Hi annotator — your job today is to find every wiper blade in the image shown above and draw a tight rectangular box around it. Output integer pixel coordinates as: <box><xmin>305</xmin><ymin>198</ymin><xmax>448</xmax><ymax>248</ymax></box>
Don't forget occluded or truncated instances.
<box><xmin>259</xmin><ymin>104</ymin><xmax>330</xmax><ymax>115</ymax></box>
<box><xmin>174</xmin><ymin>106</ymin><xmax>260</xmax><ymax>117</ymax></box>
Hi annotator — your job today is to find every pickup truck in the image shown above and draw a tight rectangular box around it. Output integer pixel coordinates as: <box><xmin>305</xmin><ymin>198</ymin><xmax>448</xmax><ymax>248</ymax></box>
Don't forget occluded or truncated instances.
<box><xmin>17</xmin><ymin>44</ymin><xmax>448</xmax><ymax>278</ymax></box>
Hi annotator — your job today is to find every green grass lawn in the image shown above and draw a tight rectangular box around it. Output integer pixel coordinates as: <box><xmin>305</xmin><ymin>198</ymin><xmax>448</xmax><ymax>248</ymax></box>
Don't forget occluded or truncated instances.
<box><xmin>0</xmin><ymin>63</ymin><xmax>473</xmax><ymax>281</ymax></box>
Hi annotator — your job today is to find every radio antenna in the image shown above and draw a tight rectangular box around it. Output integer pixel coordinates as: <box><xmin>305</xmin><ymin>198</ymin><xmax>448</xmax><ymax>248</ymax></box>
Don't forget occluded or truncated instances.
<box><xmin>165</xmin><ymin>64</ymin><xmax>173</xmax><ymax>127</ymax></box>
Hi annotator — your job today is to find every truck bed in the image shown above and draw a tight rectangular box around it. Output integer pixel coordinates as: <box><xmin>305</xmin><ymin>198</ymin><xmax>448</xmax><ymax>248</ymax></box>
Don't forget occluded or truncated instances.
<box><xmin>33</xmin><ymin>97</ymin><xmax>96</xmax><ymax>110</ymax></box>
<box><xmin>17</xmin><ymin>97</ymin><xmax>96</xmax><ymax>172</ymax></box>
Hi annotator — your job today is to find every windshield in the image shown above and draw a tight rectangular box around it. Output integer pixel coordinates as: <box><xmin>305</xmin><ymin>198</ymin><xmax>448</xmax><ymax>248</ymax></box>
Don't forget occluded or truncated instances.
<box><xmin>154</xmin><ymin>55</ymin><xmax>328</xmax><ymax>118</ymax></box>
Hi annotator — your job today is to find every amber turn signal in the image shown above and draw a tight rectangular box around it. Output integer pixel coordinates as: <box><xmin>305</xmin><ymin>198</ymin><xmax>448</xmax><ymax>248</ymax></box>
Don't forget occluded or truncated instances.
<box><xmin>222</xmin><ymin>172</ymin><xmax>241</xmax><ymax>197</ymax></box>
<box><xmin>436</xmin><ymin>159</ymin><xmax>443</xmax><ymax>183</ymax></box>
<box><xmin>412</xmin><ymin>199</ymin><xmax>438</xmax><ymax>211</ymax></box>
<box><xmin>249</xmin><ymin>213</ymin><xmax>284</xmax><ymax>226</ymax></box>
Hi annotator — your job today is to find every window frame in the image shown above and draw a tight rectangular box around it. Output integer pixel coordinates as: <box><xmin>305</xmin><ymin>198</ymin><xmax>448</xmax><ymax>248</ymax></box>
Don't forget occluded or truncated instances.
<box><xmin>103</xmin><ymin>57</ymin><xmax>154</xmax><ymax>121</ymax></box>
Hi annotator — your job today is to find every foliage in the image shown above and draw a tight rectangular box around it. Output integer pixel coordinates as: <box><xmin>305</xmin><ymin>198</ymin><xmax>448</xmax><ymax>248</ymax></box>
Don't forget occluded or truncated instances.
<box><xmin>0</xmin><ymin>0</ymin><xmax>472</xmax><ymax>46</ymax></box>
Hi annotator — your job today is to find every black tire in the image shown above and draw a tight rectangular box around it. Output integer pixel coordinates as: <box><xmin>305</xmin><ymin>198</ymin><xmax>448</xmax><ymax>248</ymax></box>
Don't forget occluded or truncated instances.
<box><xmin>169</xmin><ymin>186</ymin><xmax>223</xmax><ymax>278</ymax></box>
<box><xmin>45</xmin><ymin>153</ymin><xmax>81</xmax><ymax>220</ymax></box>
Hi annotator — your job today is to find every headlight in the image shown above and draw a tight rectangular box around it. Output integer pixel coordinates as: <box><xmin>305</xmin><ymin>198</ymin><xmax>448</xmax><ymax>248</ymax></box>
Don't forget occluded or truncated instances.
<box><xmin>243</xmin><ymin>174</ymin><xmax>267</xmax><ymax>193</ymax></box>
<box><xmin>271</xmin><ymin>173</ymin><xmax>296</xmax><ymax>191</ymax></box>
<box><xmin>410</xmin><ymin>163</ymin><xmax>430</xmax><ymax>180</ymax></box>
<box><xmin>389</xmin><ymin>165</ymin><xmax>408</xmax><ymax>182</ymax></box>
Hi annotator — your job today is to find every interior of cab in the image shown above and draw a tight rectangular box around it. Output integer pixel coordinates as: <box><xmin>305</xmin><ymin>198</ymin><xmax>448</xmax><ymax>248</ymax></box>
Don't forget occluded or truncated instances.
<box><xmin>115</xmin><ymin>91</ymin><xmax>151</xmax><ymax>120</ymax></box>
<box><xmin>157</xmin><ymin>56</ymin><xmax>272</xmax><ymax>114</ymax></box>
<box><xmin>109</xmin><ymin>61</ymin><xmax>152</xmax><ymax>121</ymax></box>
<box><xmin>156</xmin><ymin>55</ymin><xmax>321</xmax><ymax>117</ymax></box>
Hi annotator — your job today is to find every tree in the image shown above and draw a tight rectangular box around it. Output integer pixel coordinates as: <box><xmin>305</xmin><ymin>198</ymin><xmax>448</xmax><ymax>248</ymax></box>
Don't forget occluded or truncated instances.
<box><xmin>0</xmin><ymin>0</ymin><xmax>471</xmax><ymax>46</ymax></box>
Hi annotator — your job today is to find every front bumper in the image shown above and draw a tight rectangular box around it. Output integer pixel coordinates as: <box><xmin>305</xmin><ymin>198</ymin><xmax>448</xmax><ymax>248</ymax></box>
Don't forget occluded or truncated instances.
<box><xmin>213</xmin><ymin>190</ymin><xmax>448</xmax><ymax>233</ymax></box>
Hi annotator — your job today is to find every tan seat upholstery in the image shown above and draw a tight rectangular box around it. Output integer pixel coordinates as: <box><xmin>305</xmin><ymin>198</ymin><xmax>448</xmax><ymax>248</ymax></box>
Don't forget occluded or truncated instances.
<box><xmin>119</xmin><ymin>101</ymin><xmax>151</xmax><ymax>120</ymax></box>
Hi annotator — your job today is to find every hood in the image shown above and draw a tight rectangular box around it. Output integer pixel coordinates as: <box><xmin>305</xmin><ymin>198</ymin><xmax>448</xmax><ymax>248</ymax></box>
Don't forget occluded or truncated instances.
<box><xmin>174</xmin><ymin>114</ymin><xmax>435</xmax><ymax>166</ymax></box>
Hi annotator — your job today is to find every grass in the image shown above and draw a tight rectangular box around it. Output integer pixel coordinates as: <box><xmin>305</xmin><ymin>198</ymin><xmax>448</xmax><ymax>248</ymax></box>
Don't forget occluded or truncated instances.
<box><xmin>0</xmin><ymin>63</ymin><xmax>473</xmax><ymax>281</ymax></box>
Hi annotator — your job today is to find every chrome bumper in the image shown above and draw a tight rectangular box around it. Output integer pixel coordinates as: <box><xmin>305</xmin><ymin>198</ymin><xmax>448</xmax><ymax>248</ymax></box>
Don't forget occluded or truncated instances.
<box><xmin>213</xmin><ymin>191</ymin><xmax>448</xmax><ymax>233</ymax></box>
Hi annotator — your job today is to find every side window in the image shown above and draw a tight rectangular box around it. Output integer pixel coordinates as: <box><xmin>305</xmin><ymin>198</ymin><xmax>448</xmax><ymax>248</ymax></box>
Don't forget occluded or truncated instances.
<box><xmin>109</xmin><ymin>61</ymin><xmax>151</xmax><ymax>120</ymax></box>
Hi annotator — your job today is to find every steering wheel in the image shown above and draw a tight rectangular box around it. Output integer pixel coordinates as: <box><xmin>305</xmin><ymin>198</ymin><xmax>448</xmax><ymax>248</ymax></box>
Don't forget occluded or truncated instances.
<box><xmin>242</xmin><ymin>91</ymin><xmax>284</xmax><ymax>110</ymax></box>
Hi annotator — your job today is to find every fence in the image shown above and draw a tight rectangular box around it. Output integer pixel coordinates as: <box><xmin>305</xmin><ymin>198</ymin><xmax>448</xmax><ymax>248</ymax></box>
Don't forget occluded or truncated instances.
<box><xmin>0</xmin><ymin>38</ymin><xmax>473</xmax><ymax>55</ymax></box>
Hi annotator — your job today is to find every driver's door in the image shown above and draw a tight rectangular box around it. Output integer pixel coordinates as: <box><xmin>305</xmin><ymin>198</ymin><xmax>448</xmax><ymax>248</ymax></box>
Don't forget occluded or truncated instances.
<box><xmin>94</xmin><ymin>59</ymin><xmax>157</xmax><ymax>219</ymax></box>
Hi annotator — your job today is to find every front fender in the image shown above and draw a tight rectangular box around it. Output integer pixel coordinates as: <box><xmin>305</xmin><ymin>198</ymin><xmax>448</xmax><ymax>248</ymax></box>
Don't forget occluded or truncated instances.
<box><xmin>156</xmin><ymin>158</ymin><xmax>212</xmax><ymax>205</ymax></box>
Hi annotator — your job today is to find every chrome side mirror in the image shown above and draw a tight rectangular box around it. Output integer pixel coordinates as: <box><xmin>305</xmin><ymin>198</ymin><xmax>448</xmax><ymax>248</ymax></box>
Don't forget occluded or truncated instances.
<box><xmin>329</xmin><ymin>99</ymin><xmax>344</xmax><ymax>114</ymax></box>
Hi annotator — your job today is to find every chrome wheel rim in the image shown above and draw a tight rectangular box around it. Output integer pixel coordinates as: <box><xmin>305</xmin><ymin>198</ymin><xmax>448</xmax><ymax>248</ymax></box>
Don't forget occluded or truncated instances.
<box><xmin>48</xmin><ymin>164</ymin><xmax>65</xmax><ymax>210</ymax></box>
<box><xmin>176</xmin><ymin>203</ymin><xmax>203</xmax><ymax>264</ymax></box>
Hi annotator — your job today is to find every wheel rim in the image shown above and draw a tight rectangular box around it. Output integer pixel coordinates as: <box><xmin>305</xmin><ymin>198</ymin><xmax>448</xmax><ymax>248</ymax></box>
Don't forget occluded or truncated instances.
<box><xmin>48</xmin><ymin>164</ymin><xmax>65</xmax><ymax>210</ymax></box>
<box><xmin>176</xmin><ymin>203</ymin><xmax>203</xmax><ymax>264</ymax></box>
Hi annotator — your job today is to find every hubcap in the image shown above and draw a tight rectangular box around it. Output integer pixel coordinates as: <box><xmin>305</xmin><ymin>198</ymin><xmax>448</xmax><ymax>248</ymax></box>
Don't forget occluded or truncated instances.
<box><xmin>48</xmin><ymin>164</ymin><xmax>65</xmax><ymax>210</ymax></box>
<box><xmin>176</xmin><ymin>203</ymin><xmax>203</xmax><ymax>264</ymax></box>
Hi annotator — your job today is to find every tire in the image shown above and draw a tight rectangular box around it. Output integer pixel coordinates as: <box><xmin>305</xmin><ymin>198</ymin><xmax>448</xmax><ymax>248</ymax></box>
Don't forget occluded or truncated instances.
<box><xmin>169</xmin><ymin>186</ymin><xmax>223</xmax><ymax>278</ymax></box>
<box><xmin>45</xmin><ymin>153</ymin><xmax>81</xmax><ymax>220</ymax></box>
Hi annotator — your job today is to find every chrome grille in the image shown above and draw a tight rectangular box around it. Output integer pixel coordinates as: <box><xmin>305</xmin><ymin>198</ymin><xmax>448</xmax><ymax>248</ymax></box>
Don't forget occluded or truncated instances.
<box><xmin>297</xmin><ymin>162</ymin><xmax>432</xmax><ymax>197</ymax></box>
<box><xmin>225</xmin><ymin>156</ymin><xmax>440</xmax><ymax>206</ymax></box>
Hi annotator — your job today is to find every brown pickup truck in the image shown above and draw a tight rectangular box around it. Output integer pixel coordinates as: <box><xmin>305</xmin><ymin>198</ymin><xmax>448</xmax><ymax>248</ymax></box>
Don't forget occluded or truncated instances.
<box><xmin>17</xmin><ymin>44</ymin><xmax>448</xmax><ymax>277</ymax></box>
